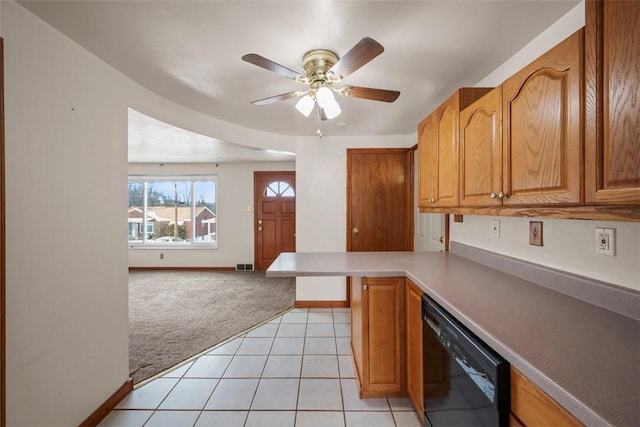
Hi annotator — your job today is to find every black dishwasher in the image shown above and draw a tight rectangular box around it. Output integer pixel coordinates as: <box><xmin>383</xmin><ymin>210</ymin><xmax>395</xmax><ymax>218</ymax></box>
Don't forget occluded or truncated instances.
<box><xmin>422</xmin><ymin>294</ymin><xmax>510</xmax><ymax>427</ymax></box>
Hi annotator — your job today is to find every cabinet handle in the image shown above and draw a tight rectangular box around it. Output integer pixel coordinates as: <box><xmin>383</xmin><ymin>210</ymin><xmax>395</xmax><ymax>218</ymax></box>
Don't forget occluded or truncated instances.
<box><xmin>490</xmin><ymin>192</ymin><xmax>497</xmax><ymax>199</ymax></box>
<box><xmin>363</xmin><ymin>285</ymin><xmax>368</xmax><ymax>290</ymax></box>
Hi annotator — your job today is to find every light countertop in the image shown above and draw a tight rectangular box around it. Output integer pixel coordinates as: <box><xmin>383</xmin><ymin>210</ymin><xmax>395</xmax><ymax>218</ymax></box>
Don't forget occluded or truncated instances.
<box><xmin>267</xmin><ymin>250</ymin><xmax>639</xmax><ymax>427</ymax></box>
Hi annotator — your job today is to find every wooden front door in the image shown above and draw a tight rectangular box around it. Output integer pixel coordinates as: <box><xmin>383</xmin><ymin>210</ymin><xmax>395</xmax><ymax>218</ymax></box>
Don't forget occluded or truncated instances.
<box><xmin>254</xmin><ymin>171</ymin><xmax>296</xmax><ymax>271</ymax></box>
<box><xmin>347</xmin><ymin>149</ymin><xmax>413</xmax><ymax>252</ymax></box>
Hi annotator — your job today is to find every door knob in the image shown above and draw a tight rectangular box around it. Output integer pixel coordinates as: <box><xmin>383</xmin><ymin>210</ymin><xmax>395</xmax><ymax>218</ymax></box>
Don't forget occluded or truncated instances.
<box><xmin>439</xmin><ymin>236</ymin><xmax>444</xmax><ymax>243</ymax></box>
<box><xmin>353</xmin><ymin>227</ymin><xmax>359</xmax><ymax>234</ymax></box>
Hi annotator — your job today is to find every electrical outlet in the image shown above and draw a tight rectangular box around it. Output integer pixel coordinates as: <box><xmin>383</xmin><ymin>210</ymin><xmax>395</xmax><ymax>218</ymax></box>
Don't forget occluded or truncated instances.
<box><xmin>529</xmin><ymin>221</ymin><xmax>543</xmax><ymax>246</ymax></box>
<box><xmin>491</xmin><ymin>220</ymin><xmax>500</xmax><ymax>237</ymax></box>
<box><xmin>595</xmin><ymin>228</ymin><xmax>616</xmax><ymax>256</ymax></box>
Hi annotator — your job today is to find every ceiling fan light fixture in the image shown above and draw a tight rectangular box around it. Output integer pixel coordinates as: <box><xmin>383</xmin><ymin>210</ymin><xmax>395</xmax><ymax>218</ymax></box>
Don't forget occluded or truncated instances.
<box><xmin>295</xmin><ymin>94</ymin><xmax>315</xmax><ymax>117</ymax></box>
<box><xmin>316</xmin><ymin>86</ymin><xmax>334</xmax><ymax>108</ymax></box>
<box><xmin>243</xmin><ymin>37</ymin><xmax>398</xmax><ymax>126</ymax></box>
<box><xmin>323</xmin><ymin>98</ymin><xmax>342</xmax><ymax>119</ymax></box>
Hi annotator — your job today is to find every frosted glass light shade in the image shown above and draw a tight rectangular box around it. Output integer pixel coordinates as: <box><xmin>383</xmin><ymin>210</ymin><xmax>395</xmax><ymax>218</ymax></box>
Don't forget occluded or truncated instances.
<box><xmin>323</xmin><ymin>98</ymin><xmax>342</xmax><ymax>119</ymax></box>
<box><xmin>295</xmin><ymin>95</ymin><xmax>314</xmax><ymax>117</ymax></box>
<box><xmin>316</xmin><ymin>86</ymin><xmax>334</xmax><ymax>108</ymax></box>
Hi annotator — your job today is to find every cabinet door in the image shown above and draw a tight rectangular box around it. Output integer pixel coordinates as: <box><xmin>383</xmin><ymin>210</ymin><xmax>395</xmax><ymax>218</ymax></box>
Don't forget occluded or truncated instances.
<box><xmin>511</xmin><ymin>368</ymin><xmax>582</xmax><ymax>427</ymax></box>
<box><xmin>361</xmin><ymin>277</ymin><xmax>406</xmax><ymax>397</ymax></box>
<box><xmin>418</xmin><ymin>114</ymin><xmax>438</xmax><ymax>207</ymax></box>
<box><xmin>460</xmin><ymin>87</ymin><xmax>503</xmax><ymax>207</ymax></box>
<box><xmin>502</xmin><ymin>30</ymin><xmax>583</xmax><ymax>205</ymax></box>
<box><xmin>435</xmin><ymin>93</ymin><xmax>460</xmax><ymax>207</ymax></box>
<box><xmin>585</xmin><ymin>0</ymin><xmax>640</xmax><ymax>204</ymax></box>
<box><xmin>405</xmin><ymin>279</ymin><xmax>424</xmax><ymax>417</ymax></box>
<box><xmin>350</xmin><ymin>276</ymin><xmax>364</xmax><ymax>395</ymax></box>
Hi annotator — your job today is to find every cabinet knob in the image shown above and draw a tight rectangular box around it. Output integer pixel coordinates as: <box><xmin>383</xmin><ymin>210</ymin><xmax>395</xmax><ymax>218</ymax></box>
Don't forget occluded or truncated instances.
<box><xmin>258</xmin><ymin>226</ymin><xmax>262</xmax><ymax>231</ymax></box>
<box><xmin>363</xmin><ymin>284</ymin><xmax>368</xmax><ymax>290</ymax></box>
<box><xmin>490</xmin><ymin>192</ymin><xmax>497</xmax><ymax>199</ymax></box>
<box><xmin>498</xmin><ymin>192</ymin><xmax>506</xmax><ymax>199</ymax></box>
<box><xmin>353</xmin><ymin>227</ymin><xmax>359</xmax><ymax>234</ymax></box>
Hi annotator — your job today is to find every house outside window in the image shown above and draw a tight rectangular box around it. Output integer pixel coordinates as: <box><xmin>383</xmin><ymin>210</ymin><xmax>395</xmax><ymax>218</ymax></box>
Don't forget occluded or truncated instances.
<box><xmin>128</xmin><ymin>177</ymin><xmax>217</xmax><ymax>248</ymax></box>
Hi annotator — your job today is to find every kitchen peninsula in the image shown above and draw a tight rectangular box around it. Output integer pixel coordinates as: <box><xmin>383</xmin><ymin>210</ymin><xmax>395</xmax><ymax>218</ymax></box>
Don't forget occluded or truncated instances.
<box><xmin>267</xmin><ymin>243</ymin><xmax>640</xmax><ymax>427</ymax></box>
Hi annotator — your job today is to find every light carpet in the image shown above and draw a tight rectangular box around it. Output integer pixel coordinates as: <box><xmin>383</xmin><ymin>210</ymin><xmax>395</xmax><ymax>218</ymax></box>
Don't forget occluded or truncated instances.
<box><xmin>129</xmin><ymin>270</ymin><xmax>295</xmax><ymax>384</ymax></box>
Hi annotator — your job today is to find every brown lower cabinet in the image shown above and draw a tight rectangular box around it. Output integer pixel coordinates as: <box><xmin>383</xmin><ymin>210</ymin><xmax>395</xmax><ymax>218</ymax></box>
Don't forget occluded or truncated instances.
<box><xmin>351</xmin><ymin>277</ymin><xmax>583</xmax><ymax>425</ymax></box>
<box><xmin>350</xmin><ymin>276</ymin><xmax>406</xmax><ymax>398</ymax></box>
<box><xmin>510</xmin><ymin>367</ymin><xmax>583</xmax><ymax>427</ymax></box>
<box><xmin>405</xmin><ymin>279</ymin><xmax>424</xmax><ymax>419</ymax></box>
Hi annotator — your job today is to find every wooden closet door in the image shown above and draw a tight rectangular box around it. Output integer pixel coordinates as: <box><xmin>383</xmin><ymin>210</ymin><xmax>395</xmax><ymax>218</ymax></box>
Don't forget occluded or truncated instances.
<box><xmin>347</xmin><ymin>149</ymin><xmax>413</xmax><ymax>252</ymax></box>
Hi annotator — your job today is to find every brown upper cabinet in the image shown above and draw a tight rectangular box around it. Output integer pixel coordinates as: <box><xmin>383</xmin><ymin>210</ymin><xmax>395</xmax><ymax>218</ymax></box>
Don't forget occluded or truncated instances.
<box><xmin>501</xmin><ymin>29</ymin><xmax>583</xmax><ymax>206</ymax></box>
<box><xmin>460</xmin><ymin>30</ymin><xmax>584</xmax><ymax>208</ymax></box>
<box><xmin>419</xmin><ymin>88</ymin><xmax>491</xmax><ymax>208</ymax></box>
<box><xmin>585</xmin><ymin>0</ymin><xmax>640</xmax><ymax>205</ymax></box>
<box><xmin>460</xmin><ymin>86</ymin><xmax>503</xmax><ymax>207</ymax></box>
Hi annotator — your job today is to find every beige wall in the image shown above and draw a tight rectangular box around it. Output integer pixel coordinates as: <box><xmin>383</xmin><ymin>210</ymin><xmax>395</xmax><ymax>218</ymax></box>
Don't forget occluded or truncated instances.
<box><xmin>3</xmin><ymin>2</ymin><xmax>130</xmax><ymax>424</ymax></box>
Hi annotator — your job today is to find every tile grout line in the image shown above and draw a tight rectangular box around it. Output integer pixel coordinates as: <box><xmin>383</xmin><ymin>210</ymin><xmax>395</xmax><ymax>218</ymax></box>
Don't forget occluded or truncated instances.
<box><xmin>102</xmin><ymin>306</ymin><xmax>422</xmax><ymax>427</ymax></box>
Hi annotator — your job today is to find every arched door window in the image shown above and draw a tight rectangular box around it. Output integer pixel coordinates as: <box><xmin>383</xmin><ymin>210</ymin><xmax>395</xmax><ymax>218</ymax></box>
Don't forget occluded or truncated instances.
<box><xmin>264</xmin><ymin>181</ymin><xmax>294</xmax><ymax>197</ymax></box>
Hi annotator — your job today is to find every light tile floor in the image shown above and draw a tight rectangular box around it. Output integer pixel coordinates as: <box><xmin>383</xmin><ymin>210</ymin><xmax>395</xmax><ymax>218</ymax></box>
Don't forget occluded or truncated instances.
<box><xmin>100</xmin><ymin>308</ymin><xmax>423</xmax><ymax>427</ymax></box>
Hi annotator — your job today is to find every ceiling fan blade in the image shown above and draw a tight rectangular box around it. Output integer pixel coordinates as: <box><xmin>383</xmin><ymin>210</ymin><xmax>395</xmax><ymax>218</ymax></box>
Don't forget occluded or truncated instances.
<box><xmin>328</xmin><ymin>37</ymin><xmax>384</xmax><ymax>80</ymax></box>
<box><xmin>242</xmin><ymin>53</ymin><xmax>304</xmax><ymax>80</ymax></box>
<box><xmin>340</xmin><ymin>86</ymin><xmax>400</xmax><ymax>103</ymax></box>
<box><xmin>251</xmin><ymin>91</ymin><xmax>302</xmax><ymax>106</ymax></box>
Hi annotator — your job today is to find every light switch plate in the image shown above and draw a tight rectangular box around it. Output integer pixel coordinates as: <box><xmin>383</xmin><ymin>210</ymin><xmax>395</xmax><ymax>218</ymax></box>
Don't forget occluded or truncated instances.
<box><xmin>529</xmin><ymin>221</ymin><xmax>543</xmax><ymax>246</ymax></box>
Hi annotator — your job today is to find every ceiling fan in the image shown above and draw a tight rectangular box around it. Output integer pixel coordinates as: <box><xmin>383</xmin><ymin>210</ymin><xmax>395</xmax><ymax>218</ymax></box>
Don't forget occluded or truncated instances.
<box><xmin>242</xmin><ymin>37</ymin><xmax>400</xmax><ymax>121</ymax></box>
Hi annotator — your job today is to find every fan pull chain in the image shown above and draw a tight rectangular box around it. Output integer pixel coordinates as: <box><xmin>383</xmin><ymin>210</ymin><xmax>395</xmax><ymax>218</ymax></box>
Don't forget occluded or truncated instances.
<box><xmin>316</xmin><ymin>104</ymin><xmax>322</xmax><ymax>138</ymax></box>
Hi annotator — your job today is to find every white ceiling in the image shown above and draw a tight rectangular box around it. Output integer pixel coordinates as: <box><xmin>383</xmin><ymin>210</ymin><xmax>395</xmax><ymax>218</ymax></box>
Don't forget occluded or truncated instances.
<box><xmin>128</xmin><ymin>108</ymin><xmax>296</xmax><ymax>163</ymax></box>
<box><xmin>18</xmin><ymin>0</ymin><xmax>579</xmax><ymax>162</ymax></box>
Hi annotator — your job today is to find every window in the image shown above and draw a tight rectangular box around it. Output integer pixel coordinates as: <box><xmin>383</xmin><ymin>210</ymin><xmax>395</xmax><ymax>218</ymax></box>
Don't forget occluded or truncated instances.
<box><xmin>128</xmin><ymin>177</ymin><xmax>217</xmax><ymax>247</ymax></box>
<box><xmin>264</xmin><ymin>181</ymin><xmax>294</xmax><ymax>197</ymax></box>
